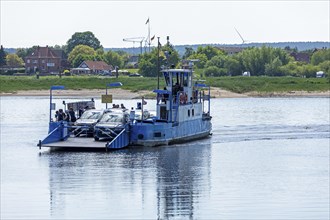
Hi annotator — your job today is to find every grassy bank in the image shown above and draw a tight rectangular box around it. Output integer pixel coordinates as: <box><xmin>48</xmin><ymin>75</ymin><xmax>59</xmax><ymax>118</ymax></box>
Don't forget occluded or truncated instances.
<box><xmin>205</xmin><ymin>77</ymin><xmax>330</xmax><ymax>93</ymax></box>
<box><xmin>0</xmin><ymin>75</ymin><xmax>329</xmax><ymax>94</ymax></box>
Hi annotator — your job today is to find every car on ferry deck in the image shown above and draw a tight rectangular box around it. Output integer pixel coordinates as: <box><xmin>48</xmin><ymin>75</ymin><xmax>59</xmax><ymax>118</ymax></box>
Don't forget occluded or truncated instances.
<box><xmin>133</xmin><ymin>109</ymin><xmax>151</xmax><ymax>121</ymax></box>
<box><xmin>74</xmin><ymin>109</ymin><xmax>104</xmax><ymax>137</ymax></box>
<box><xmin>93</xmin><ymin>109</ymin><xmax>129</xmax><ymax>141</ymax></box>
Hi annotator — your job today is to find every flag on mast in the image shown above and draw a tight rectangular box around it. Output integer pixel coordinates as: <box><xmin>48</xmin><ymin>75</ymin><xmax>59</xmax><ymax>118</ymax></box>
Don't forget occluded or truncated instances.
<box><xmin>145</xmin><ymin>18</ymin><xmax>149</xmax><ymax>24</ymax></box>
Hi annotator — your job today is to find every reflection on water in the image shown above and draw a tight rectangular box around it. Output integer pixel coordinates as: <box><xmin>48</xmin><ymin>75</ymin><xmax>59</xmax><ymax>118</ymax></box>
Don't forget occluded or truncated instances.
<box><xmin>1</xmin><ymin>96</ymin><xmax>329</xmax><ymax>219</ymax></box>
<box><xmin>41</xmin><ymin>140</ymin><xmax>211</xmax><ymax>219</ymax></box>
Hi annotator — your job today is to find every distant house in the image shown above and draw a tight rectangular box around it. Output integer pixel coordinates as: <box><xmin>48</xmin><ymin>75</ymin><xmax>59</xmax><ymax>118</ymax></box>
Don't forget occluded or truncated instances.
<box><xmin>25</xmin><ymin>46</ymin><xmax>67</xmax><ymax>74</ymax></box>
<box><xmin>71</xmin><ymin>61</ymin><xmax>113</xmax><ymax>75</ymax></box>
<box><xmin>290</xmin><ymin>52</ymin><xmax>310</xmax><ymax>63</ymax></box>
<box><xmin>126</xmin><ymin>55</ymin><xmax>139</xmax><ymax>68</ymax></box>
<box><xmin>52</xmin><ymin>49</ymin><xmax>70</xmax><ymax>70</ymax></box>
<box><xmin>217</xmin><ymin>47</ymin><xmax>244</xmax><ymax>55</ymax></box>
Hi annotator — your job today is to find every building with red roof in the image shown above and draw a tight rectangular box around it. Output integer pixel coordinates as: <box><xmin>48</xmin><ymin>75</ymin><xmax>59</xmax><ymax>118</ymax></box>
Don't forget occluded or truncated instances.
<box><xmin>25</xmin><ymin>46</ymin><xmax>67</xmax><ymax>74</ymax></box>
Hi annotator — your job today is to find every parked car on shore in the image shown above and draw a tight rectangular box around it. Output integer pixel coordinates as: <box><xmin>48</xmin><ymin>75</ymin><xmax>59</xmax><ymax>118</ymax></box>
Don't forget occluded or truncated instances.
<box><xmin>129</xmin><ymin>73</ymin><xmax>143</xmax><ymax>77</ymax></box>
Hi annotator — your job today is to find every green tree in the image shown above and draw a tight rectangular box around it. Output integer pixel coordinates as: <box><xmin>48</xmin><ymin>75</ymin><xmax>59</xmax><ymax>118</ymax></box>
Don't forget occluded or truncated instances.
<box><xmin>204</xmin><ymin>66</ymin><xmax>220</xmax><ymax>77</ymax></box>
<box><xmin>265</xmin><ymin>57</ymin><xmax>283</xmax><ymax>76</ymax></box>
<box><xmin>205</xmin><ymin>55</ymin><xmax>227</xmax><ymax>69</ymax></box>
<box><xmin>16</xmin><ymin>46</ymin><xmax>38</xmax><ymax>60</ymax></box>
<box><xmin>104</xmin><ymin>50</ymin><xmax>124</xmax><ymax>68</ymax></box>
<box><xmin>139</xmin><ymin>55</ymin><xmax>156</xmax><ymax>77</ymax></box>
<box><xmin>317</xmin><ymin>60</ymin><xmax>330</xmax><ymax>75</ymax></box>
<box><xmin>237</xmin><ymin>46</ymin><xmax>291</xmax><ymax>76</ymax></box>
<box><xmin>72</xmin><ymin>54</ymin><xmax>95</xmax><ymax>68</ymax></box>
<box><xmin>204</xmin><ymin>66</ymin><xmax>227</xmax><ymax>77</ymax></box>
<box><xmin>224</xmin><ymin>57</ymin><xmax>241</xmax><ymax>76</ymax></box>
<box><xmin>68</xmin><ymin>45</ymin><xmax>96</xmax><ymax>67</ymax></box>
<box><xmin>196</xmin><ymin>45</ymin><xmax>221</xmax><ymax>60</ymax></box>
<box><xmin>186</xmin><ymin>53</ymin><xmax>208</xmax><ymax>69</ymax></box>
<box><xmin>0</xmin><ymin>45</ymin><xmax>7</xmax><ymax>66</ymax></box>
<box><xmin>138</xmin><ymin>43</ymin><xmax>179</xmax><ymax>77</ymax></box>
<box><xmin>66</xmin><ymin>31</ymin><xmax>102</xmax><ymax>54</ymax></box>
<box><xmin>300</xmin><ymin>64</ymin><xmax>318</xmax><ymax>78</ymax></box>
<box><xmin>182</xmin><ymin>47</ymin><xmax>195</xmax><ymax>59</ymax></box>
<box><xmin>279</xmin><ymin>62</ymin><xmax>298</xmax><ymax>77</ymax></box>
<box><xmin>311</xmin><ymin>49</ymin><xmax>330</xmax><ymax>65</ymax></box>
<box><xmin>6</xmin><ymin>54</ymin><xmax>24</xmax><ymax>67</ymax></box>
<box><xmin>162</xmin><ymin>43</ymin><xmax>180</xmax><ymax>68</ymax></box>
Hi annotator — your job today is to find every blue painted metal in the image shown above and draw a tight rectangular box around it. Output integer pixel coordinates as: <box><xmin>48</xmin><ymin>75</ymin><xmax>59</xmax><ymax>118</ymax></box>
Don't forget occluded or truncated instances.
<box><xmin>107</xmin><ymin>82</ymin><xmax>123</xmax><ymax>87</ymax></box>
<box><xmin>195</xmin><ymin>83</ymin><xmax>208</xmax><ymax>87</ymax></box>
<box><xmin>42</xmin><ymin>121</ymin><xmax>70</xmax><ymax>144</ymax></box>
<box><xmin>130</xmin><ymin>118</ymin><xmax>211</xmax><ymax>146</ymax></box>
<box><xmin>106</xmin><ymin>126</ymin><xmax>129</xmax><ymax>149</ymax></box>
<box><xmin>153</xmin><ymin>89</ymin><xmax>171</xmax><ymax>94</ymax></box>
<box><xmin>50</xmin><ymin>85</ymin><xmax>65</xmax><ymax>90</ymax></box>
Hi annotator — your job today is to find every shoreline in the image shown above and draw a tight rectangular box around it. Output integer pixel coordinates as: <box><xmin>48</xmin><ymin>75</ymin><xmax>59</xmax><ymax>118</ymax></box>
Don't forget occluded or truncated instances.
<box><xmin>0</xmin><ymin>88</ymin><xmax>329</xmax><ymax>99</ymax></box>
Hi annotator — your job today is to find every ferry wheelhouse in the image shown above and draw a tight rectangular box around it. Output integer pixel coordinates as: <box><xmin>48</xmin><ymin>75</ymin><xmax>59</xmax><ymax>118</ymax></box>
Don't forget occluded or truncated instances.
<box><xmin>130</xmin><ymin>68</ymin><xmax>212</xmax><ymax>147</ymax></box>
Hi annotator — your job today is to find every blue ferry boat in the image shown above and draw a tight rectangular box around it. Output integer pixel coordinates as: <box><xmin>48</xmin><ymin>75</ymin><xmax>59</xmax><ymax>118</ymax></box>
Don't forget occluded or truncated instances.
<box><xmin>38</xmin><ymin>67</ymin><xmax>212</xmax><ymax>150</ymax></box>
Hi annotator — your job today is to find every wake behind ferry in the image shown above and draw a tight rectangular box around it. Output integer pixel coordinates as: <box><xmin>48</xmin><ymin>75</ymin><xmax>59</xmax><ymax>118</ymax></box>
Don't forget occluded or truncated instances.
<box><xmin>38</xmin><ymin>64</ymin><xmax>212</xmax><ymax>150</ymax></box>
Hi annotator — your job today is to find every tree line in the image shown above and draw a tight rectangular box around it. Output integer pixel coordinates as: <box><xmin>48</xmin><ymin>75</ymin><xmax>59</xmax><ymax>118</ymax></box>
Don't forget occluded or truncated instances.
<box><xmin>0</xmin><ymin>31</ymin><xmax>130</xmax><ymax>70</ymax></box>
<box><xmin>0</xmin><ymin>31</ymin><xmax>329</xmax><ymax>78</ymax></box>
<box><xmin>138</xmin><ymin>44</ymin><xmax>330</xmax><ymax>78</ymax></box>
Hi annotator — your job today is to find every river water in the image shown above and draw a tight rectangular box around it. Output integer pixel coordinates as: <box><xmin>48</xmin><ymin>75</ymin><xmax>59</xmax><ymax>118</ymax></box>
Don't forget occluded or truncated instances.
<box><xmin>1</xmin><ymin>96</ymin><xmax>329</xmax><ymax>219</ymax></box>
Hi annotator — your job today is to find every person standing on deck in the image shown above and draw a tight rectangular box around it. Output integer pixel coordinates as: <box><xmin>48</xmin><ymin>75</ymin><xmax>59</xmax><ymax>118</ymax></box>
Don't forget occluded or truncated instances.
<box><xmin>68</xmin><ymin>107</ymin><xmax>76</xmax><ymax>122</ymax></box>
<box><xmin>57</xmin><ymin>109</ymin><xmax>64</xmax><ymax>121</ymax></box>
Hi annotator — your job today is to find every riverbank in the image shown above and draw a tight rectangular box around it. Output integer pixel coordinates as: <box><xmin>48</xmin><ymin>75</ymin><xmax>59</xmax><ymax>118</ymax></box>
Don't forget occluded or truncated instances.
<box><xmin>1</xmin><ymin>88</ymin><xmax>329</xmax><ymax>98</ymax></box>
<box><xmin>1</xmin><ymin>75</ymin><xmax>329</xmax><ymax>96</ymax></box>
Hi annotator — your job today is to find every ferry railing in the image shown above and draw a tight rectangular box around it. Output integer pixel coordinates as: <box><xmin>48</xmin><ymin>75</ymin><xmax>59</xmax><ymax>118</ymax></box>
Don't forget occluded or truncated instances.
<box><xmin>69</xmin><ymin>125</ymin><xmax>92</xmax><ymax>137</ymax></box>
<box><xmin>194</xmin><ymin>83</ymin><xmax>211</xmax><ymax>115</ymax></box>
<box><xmin>98</xmin><ymin>127</ymin><xmax>122</xmax><ymax>139</ymax></box>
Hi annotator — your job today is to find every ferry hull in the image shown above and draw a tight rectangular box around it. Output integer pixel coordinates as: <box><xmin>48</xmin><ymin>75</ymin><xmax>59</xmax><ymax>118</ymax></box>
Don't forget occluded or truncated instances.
<box><xmin>131</xmin><ymin>118</ymin><xmax>212</xmax><ymax>147</ymax></box>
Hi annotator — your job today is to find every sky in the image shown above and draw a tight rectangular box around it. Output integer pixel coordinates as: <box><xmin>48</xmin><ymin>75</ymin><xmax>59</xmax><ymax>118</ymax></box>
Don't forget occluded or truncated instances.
<box><xmin>0</xmin><ymin>0</ymin><xmax>329</xmax><ymax>48</ymax></box>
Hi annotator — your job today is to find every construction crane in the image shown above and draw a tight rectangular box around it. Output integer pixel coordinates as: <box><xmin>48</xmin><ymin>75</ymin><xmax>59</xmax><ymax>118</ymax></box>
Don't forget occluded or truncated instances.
<box><xmin>123</xmin><ymin>37</ymin><xmax>145</xmax><ymax>54</ymax></box>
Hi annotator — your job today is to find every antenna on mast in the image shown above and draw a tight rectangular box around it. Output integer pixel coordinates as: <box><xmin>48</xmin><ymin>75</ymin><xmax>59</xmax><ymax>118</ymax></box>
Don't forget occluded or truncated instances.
<box><xmin>145</xmin><ymin>17</ymin><xmax>151</xmax><ymax>52</ymax></box>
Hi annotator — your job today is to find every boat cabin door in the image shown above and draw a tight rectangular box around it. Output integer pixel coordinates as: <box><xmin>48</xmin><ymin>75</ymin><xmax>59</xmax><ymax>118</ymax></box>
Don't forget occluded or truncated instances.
<box><xmin>164</xmin><ymin>70</ymin><xmax>192</xmax><ymax>103</ymax></box>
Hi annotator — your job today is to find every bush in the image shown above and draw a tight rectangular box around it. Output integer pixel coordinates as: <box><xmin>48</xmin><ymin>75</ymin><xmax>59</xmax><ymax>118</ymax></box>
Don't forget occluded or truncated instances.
<box><xmin>204</xmin><ymin>66</ymin><xmax>228</xmax><ymax>77</ymax></box>
<box><xmin>204</xmin><ymin>66</ymin><xmax>220</xmax><ymax>77</ymax></box>
<box><xmin>0</xmin><ymin>68</ymin><xmax>25</xmax><ymax>75</ymax></box>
